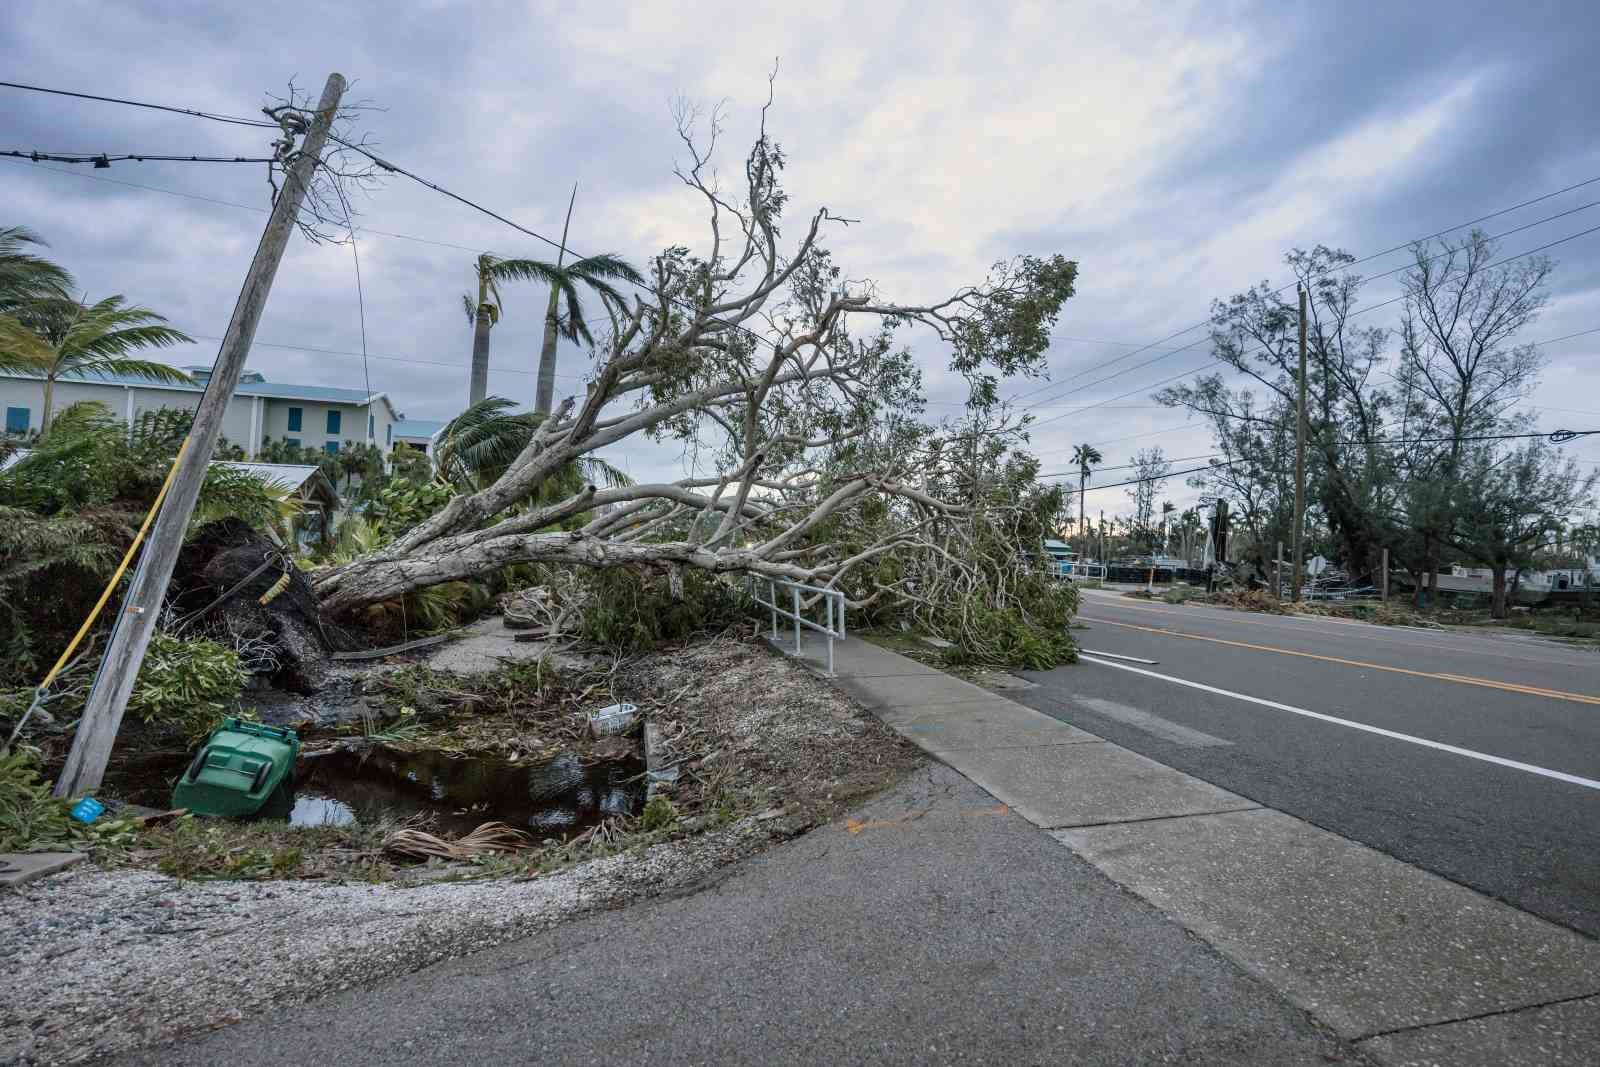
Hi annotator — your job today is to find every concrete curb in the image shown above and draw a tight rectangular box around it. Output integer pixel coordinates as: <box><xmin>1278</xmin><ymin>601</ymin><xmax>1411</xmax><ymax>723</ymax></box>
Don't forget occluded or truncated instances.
<box><xmin>807</xmin><ymin>634</ymin><xmax>1600</xmax><ymax>1066</ymax></box>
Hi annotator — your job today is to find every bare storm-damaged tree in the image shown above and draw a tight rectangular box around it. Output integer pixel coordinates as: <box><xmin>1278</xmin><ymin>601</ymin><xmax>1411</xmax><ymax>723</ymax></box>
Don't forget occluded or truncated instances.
<box><xmin>314</xmin><ymin>95</ymin><xmax>1079</xmax><ymax>620</ymax></box>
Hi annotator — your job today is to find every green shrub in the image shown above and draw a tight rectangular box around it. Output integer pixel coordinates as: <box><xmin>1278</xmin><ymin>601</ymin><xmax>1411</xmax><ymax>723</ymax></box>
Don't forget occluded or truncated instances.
<box><xmin>581</xmin><ymin>568</ymin><xmax>744</xmax><ymax>651</ymax></box>
<box><xmin>641</xmin><ymin>795</ymin><xmax>678</xmax><ymax>831</ymax></box>
<box><xmin>0</xmin><ymin>748</ymin><xmax>75</xmax><ymax>853</ymax></box>
<box><xmin>943</xmin><ymin>595</ymin><xmax>1078</xmax><ymax>671</ymax></box>
<box><xmin>127</xmin><ymin>633</ymin><xmax>249</xmax><ymax>737</ymax></box>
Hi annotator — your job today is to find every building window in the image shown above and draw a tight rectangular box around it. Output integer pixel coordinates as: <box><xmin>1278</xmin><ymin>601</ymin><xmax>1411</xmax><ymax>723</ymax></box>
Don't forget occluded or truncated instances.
<box><xmin>368</xmin><ymin>413</ymin><xmax>375</xmax><ymax>440</ymax></box>
<box><xmin>385</xmin><ymin>423</ymin><xmax>392</xmax><ymax>447</ymax></box>
<box><xmin>286</xmin><ymin>406</ymin><xmax>302</xmax><ymax>432</ymax></box>
<box><xmin>285</xmin><ymin>438</ymin><xmax>301</xmax><ymax>448</ymax></box>
<box><xmin>326</xmin><ymin>410</ymin><xmax>341</xmax><ymax>435</ymax></box>
<box><xmin>324</xmin><ymin>440</ymin><xmax>340</xmax><ymax>455</ymax></box>
<box><xmin>4</xmin><ymin>407</ymin><xmax>28</xmax><ymax>435</ymax></box>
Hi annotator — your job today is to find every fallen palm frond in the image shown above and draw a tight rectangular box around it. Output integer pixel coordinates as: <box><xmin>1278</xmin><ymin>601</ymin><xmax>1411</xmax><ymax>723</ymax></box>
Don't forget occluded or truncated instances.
<box><xmin>381</xmin><ymin>820</ymin><xmax>534</xmax><ymax>861</ymax></box>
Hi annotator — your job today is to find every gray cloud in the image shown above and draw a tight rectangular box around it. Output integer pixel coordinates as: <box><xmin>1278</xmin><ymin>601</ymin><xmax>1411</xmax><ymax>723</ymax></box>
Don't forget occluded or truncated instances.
<box><xmin>3</xmin><ymin>0</ymin><xmax>1597</xmax><ymax>499</ymax></box>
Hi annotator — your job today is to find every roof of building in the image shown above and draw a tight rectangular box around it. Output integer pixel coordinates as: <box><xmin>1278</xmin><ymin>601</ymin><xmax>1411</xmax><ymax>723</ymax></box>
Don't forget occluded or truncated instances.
<box><xmin>213</xmin><ymin>462</ymin><xmax>333</xmax><ymax>496</ymax></box>
<box><xmin>4</xmin><ymin>450</ymin><xmax>338</xmax><ymax>503</ymax></box>
<box><xmin>0</xmin><ymin>366</ymin><xmax>398</xmax><ymax>415</ymax></box>
<box><xmin>393</xmin><ymin>418</ymin><xmax>446</xmax><ymax>440</ymax></box>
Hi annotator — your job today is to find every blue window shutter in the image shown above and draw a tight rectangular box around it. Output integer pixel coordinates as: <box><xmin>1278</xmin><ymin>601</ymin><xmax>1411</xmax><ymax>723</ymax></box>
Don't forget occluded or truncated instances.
<box><xmin>286</xmin><ymin>406</ymin><xmax>302</xmax><ymax>432</ymax></box>
<box><xmin>326</xmin><ymin>409</ymin><xmax>341</xmax><ymax>435</ymax></box>
<box><xmin>5</xmin><ymin>407</ymin><xmax>28</xmax><ymax>434</ymax></box>
<box><xmin>368</xmin><ymin>413</ymin><xmax>375</xmax><ymax>439</ymax></box>
<box><xmin>324</xmin><ymin>440</ymin><xmax>340</xmax><ymax>455</ymax></box>
<box><xmin>285</xmin><ymin>438</ymin><xmax>301</xmax><ymax>448</ymax></box>
<box><xmin>385</xmin><ymin>423</ymin><xmax>392</xmax><ymax>447</ymax></box>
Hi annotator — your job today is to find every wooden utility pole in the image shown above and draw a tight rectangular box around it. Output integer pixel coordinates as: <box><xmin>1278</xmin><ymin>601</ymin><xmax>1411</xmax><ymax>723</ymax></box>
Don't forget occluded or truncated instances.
<box><xmin>1381</xmin><ymin>547</ymin><xmax>1390</xmax><ymax>602</ymax></box>
<box><xmin>1290</xmin><ymin>283</ymin><xmax>1309</xmax><ymax>603</ymax></box>
<box><xmin>55</xmin><ymin>73</ymin><xmax>346</xmax><ymax>798</ymax></box>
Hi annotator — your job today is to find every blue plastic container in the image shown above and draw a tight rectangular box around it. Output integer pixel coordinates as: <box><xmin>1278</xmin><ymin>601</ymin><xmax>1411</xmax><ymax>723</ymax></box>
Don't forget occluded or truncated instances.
<box><xmin>70</xmin><ymin>796</ymin><xmax>105</xmax><ymax>824</ymax></box>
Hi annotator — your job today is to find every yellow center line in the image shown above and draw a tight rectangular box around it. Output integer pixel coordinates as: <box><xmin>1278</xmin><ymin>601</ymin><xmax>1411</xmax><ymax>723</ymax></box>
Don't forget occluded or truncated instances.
<box><xmin>1081</xmin><ymin>616</ymin><xmax>1600</xmax><ymax>706</ymax></box>
<box><xmin>1082</xmin><ymin>595</ymin><xmax>1592</xmax><ymax>670</ymax></box>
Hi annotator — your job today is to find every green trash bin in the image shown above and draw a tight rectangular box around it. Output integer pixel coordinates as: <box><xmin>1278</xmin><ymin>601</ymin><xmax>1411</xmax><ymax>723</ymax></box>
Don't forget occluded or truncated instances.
<box><xmin>172</xmin><ymin>718</ymin><xmax>300</xmax><ymax>819</ymax></box>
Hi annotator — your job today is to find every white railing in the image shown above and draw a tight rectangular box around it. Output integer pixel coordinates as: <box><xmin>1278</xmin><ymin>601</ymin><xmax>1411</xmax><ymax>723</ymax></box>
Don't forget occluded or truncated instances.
<box><xmin>749</xmin><ymin>576</ymin><xmax>846</xmax><ymax>675</ymax></box>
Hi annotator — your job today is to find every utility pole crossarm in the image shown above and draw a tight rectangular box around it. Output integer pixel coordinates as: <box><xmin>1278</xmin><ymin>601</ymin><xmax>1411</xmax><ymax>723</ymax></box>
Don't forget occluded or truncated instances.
<box><xmin>55</xmin><ymin>73</ymin><xmax>347</xmax><ymax>798</ymax></box>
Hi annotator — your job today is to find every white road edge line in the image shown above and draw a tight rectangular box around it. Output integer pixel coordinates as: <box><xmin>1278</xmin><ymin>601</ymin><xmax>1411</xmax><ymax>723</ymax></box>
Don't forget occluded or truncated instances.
<box><xmin>1078</xmin><ymin>649</ymin><xmax>1160</xmax><ymax>664</ymax></box>
<box><xmin>1078</xmin><ymin>654</ymin><xmax>1600</xmax><ymax>791</ymax></box>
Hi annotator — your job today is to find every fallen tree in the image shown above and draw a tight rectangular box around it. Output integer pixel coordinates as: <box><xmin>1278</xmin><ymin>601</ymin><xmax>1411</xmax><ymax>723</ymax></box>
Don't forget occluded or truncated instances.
<box><xmin>315</xmin><ymin>94</ymin><xmax>1079</xmax><ymax>631</ymax></box>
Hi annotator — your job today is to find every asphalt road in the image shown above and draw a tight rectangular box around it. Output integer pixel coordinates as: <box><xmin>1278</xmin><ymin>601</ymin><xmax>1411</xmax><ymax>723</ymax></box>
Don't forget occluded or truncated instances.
<box><xmin>120</xmin><ymin>766</ymin><xmax>1353</xmax><ymax>1066</ymax></box>
<box><xmin>1019</xmin><ymin>589</ymin><xmax>1600</xmax><ymax>937</ymax></box>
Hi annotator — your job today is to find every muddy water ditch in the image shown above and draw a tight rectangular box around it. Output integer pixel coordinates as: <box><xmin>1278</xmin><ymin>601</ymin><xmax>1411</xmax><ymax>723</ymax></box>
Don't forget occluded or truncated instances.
<box><xmin>292</xmin><ymin>746</ymin><xmax>646</xmax><ymax>837</ymax></box>
<box><xmin>100</xmin><ymin>745</ymin><xmax>647</xmax><ymax>840</ymax></box>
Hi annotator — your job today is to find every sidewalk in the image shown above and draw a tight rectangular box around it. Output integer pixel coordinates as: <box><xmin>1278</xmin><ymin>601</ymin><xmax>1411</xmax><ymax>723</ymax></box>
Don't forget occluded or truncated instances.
<box><xmin>821</xmin><ymin>634</ymin><xmax>1600</xmax><ymax>1065</ymax></box>
<box><xmin>119</xmin><ymin>635</ymin><xmax>1600</xmax><ymax>1065</ymax></box>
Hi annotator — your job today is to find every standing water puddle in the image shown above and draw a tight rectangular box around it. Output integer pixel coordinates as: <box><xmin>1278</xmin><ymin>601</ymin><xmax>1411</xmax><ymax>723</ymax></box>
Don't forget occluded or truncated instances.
<box><xmin>290</xmin><ymin>746</ymin><xmax>647</xmax><ymax>837</ymax></box>
<box><xmin>93</xmin><ymin>745</ymin><xmax>646</xmax><ymax>840</ymax></box>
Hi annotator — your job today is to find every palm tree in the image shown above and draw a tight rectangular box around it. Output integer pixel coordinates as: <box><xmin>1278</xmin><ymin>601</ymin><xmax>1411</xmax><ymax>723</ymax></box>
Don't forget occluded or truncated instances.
<box><xmin>1070</xmin><ymin>443</ymin><xmax>1103</xmax><ymax>550</ymax></box>
<box><xmin>0</xmin><ymin>225</ymin><xmax>74</xmax><ymax>373</ymax></box>
<box><xmin>435</xmin><ymin>397</ymin><xmax>630</xmax><ymax>500</ymax></box>
<box><xmin>9</xmin><ymin>294</ymin><xmax>192</xmax><ymax>433</ymax></box>
<box><xmin>1160</xmin><ymin>500</ymin><xmax>1176</xmax><ymax>554</ymax></box>
<box><xmin>531</xmin><ymin>188</ymin><xmax>645</xmax><ymax>416</ymax></box>
<box><xmin>463</xmin><ymin>253</ymin><xmax>573</xmax><ymax>407</ymax></box>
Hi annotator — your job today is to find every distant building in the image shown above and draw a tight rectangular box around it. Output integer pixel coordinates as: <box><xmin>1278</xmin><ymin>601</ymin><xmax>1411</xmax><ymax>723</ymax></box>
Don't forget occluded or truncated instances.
<box><xmin>0</xmin><ymin>363</ymin><xmax>403</xmax><ymax>457</ymax></box>
<box><xmin>391</xmin><ymin>417</ymin><xmax>447</xmax><ymax>455</ymax></box>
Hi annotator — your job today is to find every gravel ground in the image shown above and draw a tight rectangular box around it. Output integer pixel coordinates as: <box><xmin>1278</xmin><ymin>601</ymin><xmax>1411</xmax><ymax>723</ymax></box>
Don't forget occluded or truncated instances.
<box><xmin>3</xmin><ymin>635</ymin><xmax>918</xmax><ymax>1065</ymax></box>
<box><xmin>0</xmin><ymin>821</ymin><xmax>766</xmax><ymax>1065</ymax></box>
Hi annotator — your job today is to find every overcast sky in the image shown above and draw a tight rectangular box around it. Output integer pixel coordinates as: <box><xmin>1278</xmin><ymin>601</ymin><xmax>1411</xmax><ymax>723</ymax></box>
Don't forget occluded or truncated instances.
<box><xmin>4</xmin><ymin>1</ymin><xmax>1598</xmax><ymax>513</ymax></box>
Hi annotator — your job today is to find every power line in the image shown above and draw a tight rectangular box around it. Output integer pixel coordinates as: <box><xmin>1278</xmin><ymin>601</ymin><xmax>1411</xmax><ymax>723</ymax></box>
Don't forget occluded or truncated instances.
<box><xmin>0</xmin><ymin>80</ymin><xmax>276</xmax><ymax>128</ymax></box>
<box><xmin>1020</xmin><ymin>202</ymin><xmax>1600</xmax><ymax>416</ymax></box>
<box><xmin>2</xmin><ymin>150</ymin><xmax>274</xmax><ymax>165</ymax></box>
<box><xmin>1</xmin><ymin>155</ymin><xmax>272</xmax><ymax>213</ymax></box>
<box><xmin>182</xmin><ymin>333</ymin><xmax>584</xmax><ymax>381</ymax></box>
<box><xmin>12</xmin><ymin>78</ymin><xmax>1599</xmax><ymax>434</ymax></box>
<box><xmin>3</xmin><ymin>76</ymin><xmax>830</xmax><ymax>363</ymax></box>
<box><xmin>1</xmin><ymin>156</ymin><xmax>502</xmax><ymax>255</ymax></box>
<box><xmin>1005</xmin><ymin>172</ymin><xmax>1600</xmax><ymax>408</ymax></box>
<box><xmin>1025</xmin><ymin>222</ymin><xmax>1600</xmax><ymax>432</ymax></box>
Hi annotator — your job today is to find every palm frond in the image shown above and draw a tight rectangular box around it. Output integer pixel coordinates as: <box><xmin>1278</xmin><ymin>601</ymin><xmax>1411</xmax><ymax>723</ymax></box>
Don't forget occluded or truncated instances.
<box><xmin>0</xmin><ymin>225</ymin><xmax>74</xmax><ymax>312</ymax></box>
<box><xmin>67</xmin><ymin>355</ymin><xmax>193</xmax><ymax>383</ymax></box>
<box><xmin>434</xmin><ymin>397</ymin><xmax>538</xmax><ymax>489</ymax></box>
<box><xmin>0</xmin><ymin>314</ymin><xmax>52</xmax><ymax>372</ymax></box>
<box><xmin>462</xmin><ymin>293</ymin><xmax>477</xmax><ymax>326</ymax></box>
<box><xmin>569</xmin><ymin>252</ymin><xmax>646</xmax><ymax>286</ymax></box>
<box><xmin>579</xmin><ymin>456</ymin><xmax>634</xmax><ymax>489</ymax></box>
<box><xmin>485</xmin><ymin>257</ymin><xmax>567</xmax><ymax>286</ymax></box>
<box><xmin>558</xmin><ymin>282</ymin><xmax>588</xmax><ymax>344</ymax></box>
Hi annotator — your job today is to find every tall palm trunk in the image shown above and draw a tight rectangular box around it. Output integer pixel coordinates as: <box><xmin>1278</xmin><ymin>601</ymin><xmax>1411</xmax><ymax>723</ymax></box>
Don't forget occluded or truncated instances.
<box><xmin>39</xmin><ymin>374</ymin><xmax>56</xmax><ymax>434</ymax></box>
<box><xmin>535</xmin><ymin>286</ymin><xmax>561</xmax><ymax>415</ymax></box>
<box><xmin>534</xmin><ymin>183</ymin><xmax>579</xmax><ymax>417</ymax></box>
<box><xmin>1078</xmin><ymin>474</ymin><xmax>1088</xmax><ymax>557</ymax></box>
<box><xmin>469</xmin><ymin>311</ymin><xmax>493</xmax><ymax>405</ymax></box>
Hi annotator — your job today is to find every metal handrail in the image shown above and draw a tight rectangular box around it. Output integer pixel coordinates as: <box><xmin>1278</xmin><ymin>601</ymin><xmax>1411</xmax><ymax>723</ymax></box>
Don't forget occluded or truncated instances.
<box><xmin>748</xmin><ymin>576</ymin><xmax>846</xmax><ymax>675</ymax></box>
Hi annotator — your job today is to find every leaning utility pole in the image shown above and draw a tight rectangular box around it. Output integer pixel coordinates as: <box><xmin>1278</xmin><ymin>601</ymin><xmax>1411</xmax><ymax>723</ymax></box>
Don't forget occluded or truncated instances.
<box><xmin>55</xmin><ymin>73</ymin><xmax>346</xmax><ymax>798</ymax></box>
<box><xmin>1290</xmin><ymin>283</ymin><xmax>1309</xmax><ymax>603</ymax></box>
